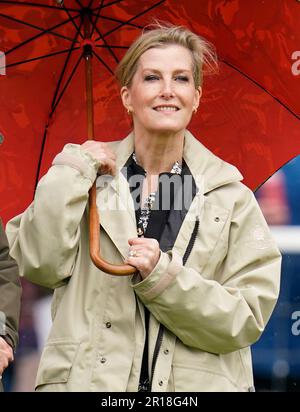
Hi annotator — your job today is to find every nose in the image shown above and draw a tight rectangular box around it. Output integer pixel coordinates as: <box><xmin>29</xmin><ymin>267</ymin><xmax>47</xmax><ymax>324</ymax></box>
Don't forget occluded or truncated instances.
<box><xmin>159</xmin><ymin>79</ymin><xmax>174</xmax><ymax>99</ymax></box>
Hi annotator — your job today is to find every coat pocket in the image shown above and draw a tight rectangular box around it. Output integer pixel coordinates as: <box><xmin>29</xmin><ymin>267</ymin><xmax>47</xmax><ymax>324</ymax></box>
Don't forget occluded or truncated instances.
<box><xmin>35</xmin><ymin>340</ymin><xmax>80</xmax><ymax>387</ymax></box>
<box><xmin>182</xmin><ymin>201</ymin><xmax>230</xmax><ymax>276</ymax></box>
<box><xmin>172</xmin><ymin>365</ymin><xmax>239</xmax><ymax>392</ymax></box>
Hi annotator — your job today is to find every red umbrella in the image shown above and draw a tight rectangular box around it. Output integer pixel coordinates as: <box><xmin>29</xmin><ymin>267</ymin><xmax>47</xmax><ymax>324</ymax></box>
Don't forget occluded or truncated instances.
<box><xmin>0</xmin><ymin>0</ymin><xmax>300</xmax><ymax>224</ymax></box>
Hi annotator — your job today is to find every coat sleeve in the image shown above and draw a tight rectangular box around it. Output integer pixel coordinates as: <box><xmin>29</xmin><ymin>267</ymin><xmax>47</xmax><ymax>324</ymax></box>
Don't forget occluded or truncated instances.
<box><xmin>132</xmin><ymin>188</ymin><xmax>282</xmax><ymax>354</ymax></box>
<box><xmin>6</xmin><ymin>144</ymin><xmax>100</xmax><ymax>289</ymax></box>
<box><xmin>0</xmin><ymin>220</ymin><xmax>21</xmax><ymax>349</ymax></box>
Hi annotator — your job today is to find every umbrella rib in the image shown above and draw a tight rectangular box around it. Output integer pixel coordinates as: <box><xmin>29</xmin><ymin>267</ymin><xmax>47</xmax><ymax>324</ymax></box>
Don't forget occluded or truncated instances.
<box><xmin>99</xmin><ymin>0</ymin><xmax>166</xmax><ymax>40</ymax></box>
<box><xmin>74</xmin><ymin>0</ymin><xmax>84</xmax><ymax>9</ymax></box>
<box><xmin>0</xmin><ymin>12</ymin><xmax>81</xmax><ymax>45</ymax></box>
<box><xmin>91</xmin><ymin>13</ymin><xmax>143</xmax><ymax>30</ymax></box>
<box><xmin>51</xmin><ymin>21</ymin><xmax>84</xmax><ymax>111</ymax></box>
<box><xmin>92</xmin><ymin>0</ymin><xmax>124</xmax><ymax>11</ymax></box>
<box><xmin>50</xmin><ymin>53</ymin><xmax>83</xmax><ymax>118</ymax></box>
<box><xmin>222</xmin><ymin>59</ymin><xmax>300</xmax><ymax>122</ymax></box>
<box><xmin>92</xmin><ymin>49</ymin><xmax>114</xmax><ymax>75</ymax></box>
<box><xmin>87</xmin><ymin>14</ymin><xmax>119</xmax><ymax>63</ymax></box>
<box><xmin>90</xmin><ymin>0</ymin><xmax>104</xmax><ymax>37</ymax></box>
<box><xmin>35</xmin><ymin>54</ymin><xmax>83</xmax><ymax>191</ymax></box>
<box><xmin>3</xmin><ymin>48</ymin><xmax>80</xmax><ymax>69</ymax></box>
<box><xmin>35</xmin><ymin>128</ymin><xmax>50</xmax><ymax>192</ymax></box>
<box><xmin>2</xmin><ymin>13</ymin><xmax>82</xmax><ymax>56</ymax></box>
<box><xmin>61</xmin><ymin>5</ymin><xmax>84</xmax><ymax>39</ymax></box>
<box><xmin>0</xmin><ymin>0</ymin><xmax>79</xmax><ymax>12</ymax></box>
<box><xmin>95</xmin><ymin>45</ymin><xmax>128</xmax><ymax>49</ymax></box>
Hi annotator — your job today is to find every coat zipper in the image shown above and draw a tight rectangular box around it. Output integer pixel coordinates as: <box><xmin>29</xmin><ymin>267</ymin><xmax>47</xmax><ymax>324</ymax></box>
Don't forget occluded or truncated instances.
<box><xmin>150</xmin><ymin>216</ymin><xmax>200</xmax><ymax>388</ymax></box>
<box><xmin>150</xmin><ymin>323</ymin><xmax>164</xmax><ymax>385</ymax></box>
<box><xmin>182</xmin><ymin>216</ymin><xmax>200</xmax><ymax>265</ymax></box>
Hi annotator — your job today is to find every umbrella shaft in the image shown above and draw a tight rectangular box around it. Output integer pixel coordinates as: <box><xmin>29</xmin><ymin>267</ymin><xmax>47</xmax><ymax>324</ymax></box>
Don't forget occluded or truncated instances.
<box><xmin>85</xmin><ymin>54</ymin><xmax>94</xmax><ymax>140</ymax></box>
<box><xmin>83</xmin><ymin>14</ymin><xmax>94</xmax><ymax>141</ymax></box>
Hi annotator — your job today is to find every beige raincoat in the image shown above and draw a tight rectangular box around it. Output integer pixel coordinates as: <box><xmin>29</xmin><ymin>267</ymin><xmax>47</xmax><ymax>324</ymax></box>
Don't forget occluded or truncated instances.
<box><xmin>6</xmin><ymin>131</ymin><xmax>281</xmax><ymax>392</ymax></box>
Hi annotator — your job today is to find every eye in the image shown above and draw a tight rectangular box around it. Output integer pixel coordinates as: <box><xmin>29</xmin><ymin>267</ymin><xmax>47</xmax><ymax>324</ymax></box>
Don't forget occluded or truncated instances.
<box><xmin>175</xmin><ymin>75</ymin><xmax>189</xmax><ymax>82</ymax></box>
<box><xmin>144</xmin><ymin>74</ymin><xmax>159</xmax><ymax>81</ymax></box>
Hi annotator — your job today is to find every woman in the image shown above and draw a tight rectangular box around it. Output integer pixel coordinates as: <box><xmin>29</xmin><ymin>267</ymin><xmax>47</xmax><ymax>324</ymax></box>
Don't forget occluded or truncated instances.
<box><xmin>0</xmin><ymin>220</ymin><xmax>21</xmax><ymax>391</ymax></box>
<box><xmin>6</xmin><ymin>24</ymin><xmax>281</xmax><ymax>392</ymax></box>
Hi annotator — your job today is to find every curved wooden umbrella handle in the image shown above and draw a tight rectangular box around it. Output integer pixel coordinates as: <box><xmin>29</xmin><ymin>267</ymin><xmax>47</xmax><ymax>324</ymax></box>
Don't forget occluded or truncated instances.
<box><xmin>89</xmin><ymin>183</ymin><xmax>137</xmax><ymax>275</ymax></box>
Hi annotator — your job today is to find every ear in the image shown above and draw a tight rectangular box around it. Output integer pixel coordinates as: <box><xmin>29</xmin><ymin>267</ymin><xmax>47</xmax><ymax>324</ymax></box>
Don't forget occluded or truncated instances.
<box><xmin>194</xmin><ymin>86</ymin><xmax>202</xmax><ymax>109</ymax></box>
<box><xmin>120</xmin><ymin>86</ymin><xmax>132</xmax><ymax>112</ymax></box>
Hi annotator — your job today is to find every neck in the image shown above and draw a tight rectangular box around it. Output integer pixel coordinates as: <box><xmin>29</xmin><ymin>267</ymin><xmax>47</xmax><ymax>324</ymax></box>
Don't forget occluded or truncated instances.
<box><xmin>133</xmin><ymin>130</ymin><xmax>185</xmax><ymax>174</ymax></box>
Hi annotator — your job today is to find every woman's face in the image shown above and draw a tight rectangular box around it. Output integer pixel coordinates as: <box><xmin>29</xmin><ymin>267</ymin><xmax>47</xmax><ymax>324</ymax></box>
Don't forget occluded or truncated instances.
<box><xmin>121</xmin><ymin>44</ymin><xmax>201</xmax><ymax>137</ymax></box>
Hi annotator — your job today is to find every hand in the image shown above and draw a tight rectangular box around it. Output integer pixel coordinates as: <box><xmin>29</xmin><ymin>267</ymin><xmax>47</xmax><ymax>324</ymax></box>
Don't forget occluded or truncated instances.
<box><xmin>81</xmin><ymin>141</ymin><xmax>116</xmax><ymax>176</ymax></box>
<box><xmin>124</xmin><ymin>237</ymin><xmax>161</xmax><ymax>280</ymax></box>
<box><xmin>0</xmin><ymin>337</ymin><xmax>14</xmax><ymax>375</ymax></box>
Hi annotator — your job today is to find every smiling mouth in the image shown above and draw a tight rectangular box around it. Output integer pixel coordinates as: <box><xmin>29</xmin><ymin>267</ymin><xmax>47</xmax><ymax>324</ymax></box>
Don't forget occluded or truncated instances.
<box><xmin>153</xmin><ymin>105</ymin><xmax>180</xmax><ymax>112</ymax></box>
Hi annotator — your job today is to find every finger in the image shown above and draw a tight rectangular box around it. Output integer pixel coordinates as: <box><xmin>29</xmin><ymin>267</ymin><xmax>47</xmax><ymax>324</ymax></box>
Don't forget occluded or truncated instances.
<box><xmin>128</xmin><ymin>237</ymin><xmax>152</xmax><ymax>246</ymax></box>
<box><xmin>99</xmin><ymin>147</ymin><xmax>116</xmax><ymax>161</ymax></box>
<box><xmin>99</xmin><ymin>150</ymin><xmax>116</xmax><ymax>162</ymax></box>
<box><xmin>82</xmin><ymin>142</ymin><xmax>116</xmax><ymax>165</ymax></box>
<box><xmin>129</xmin><ymin>237</ymin><xmax>159</xmax><ymax>244</ymax></box>
<box><xmin>127</xmin><ymin>247</ymin><xmax>145</xmax><ymax>259</ymax></box>
<box><xmin>106</xmin><ymin>150</ymin><xmax>116</xmax><ymax>161</ymax></box>
<box><xmin>126</xmin><ymin>247</ymin><xmax>153</xmax><ymax>262</ymax></box>
<box><xmin>0</xmin><ymin>353</ymin><xmax>12</xmax><ymax>365</ymax></box>
<box><xmin>124</xmin><ymin>256</ymin><xmax>147</xmax><ymax>269</ymax></box>
<box><xmin>0</xmin><ymin>340</ymin><xmax>13</xmax><ymax>362</ymax></box>
<box><xmin>0</xmin><ymin>358</ymin><xmax>9</xmax><ymax>372</ymax></box>
<box><xmin>8</xmin><ymin>349</ymin><xmax>14</xmax><ymax>363</ymax></box>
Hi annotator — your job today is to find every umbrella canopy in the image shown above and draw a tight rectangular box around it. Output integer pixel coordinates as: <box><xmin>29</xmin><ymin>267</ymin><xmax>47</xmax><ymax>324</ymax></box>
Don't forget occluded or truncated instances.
<box><xmin>1</xmin><ymin>0</ymin><xmax>300</xmax><ymax>225</ymax></box>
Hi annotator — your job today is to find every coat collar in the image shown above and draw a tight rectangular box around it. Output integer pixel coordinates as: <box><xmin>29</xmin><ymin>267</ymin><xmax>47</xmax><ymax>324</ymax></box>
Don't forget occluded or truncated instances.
<box><xmin>110</xmin><ymin>130</ymin><xmax>243</xmax><ymax>194</ymax></box>
<box><xmin>96</xmin><ymin>130</ymin><xmax>243</xmax><ymax>259</ymax></box>
<box><xmin>182</xmin><ymin>130</ymin><xmax>243</xmax><ymax>194</ymax></box>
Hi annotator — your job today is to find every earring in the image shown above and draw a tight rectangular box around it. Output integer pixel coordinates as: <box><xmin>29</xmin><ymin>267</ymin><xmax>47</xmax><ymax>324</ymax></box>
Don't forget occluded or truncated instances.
<box><xmin>193</xmin><ymin>107</ymin><xmax>198</xmax><ymax>114</ymax></box>
<box><xmin>127</xmin><ymin>108</ymin><xmax>131</xmax><ymax>115</ymax></box>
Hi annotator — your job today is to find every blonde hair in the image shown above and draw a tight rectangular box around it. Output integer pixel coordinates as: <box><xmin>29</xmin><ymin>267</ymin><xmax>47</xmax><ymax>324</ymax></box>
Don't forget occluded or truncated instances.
<box><xmin>115</xmin><ymin>23</ymin><xmax>218</xmax><ymax>89</ymax></box>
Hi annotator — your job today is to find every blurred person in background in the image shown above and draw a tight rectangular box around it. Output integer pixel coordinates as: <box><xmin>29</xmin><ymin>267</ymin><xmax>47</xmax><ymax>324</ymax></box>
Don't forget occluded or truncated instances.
<box><xmin>256</xmin><ymin>171</ymin><xmax>290</xmax><ymax>226</ymax></box>
<box><xmin>256</xmin><ymin>156</ymin><xmax>300</xmax><ymax>227</ymax></box>
<box><xmin>0</xmin><ymin>219</ymin><xmax>21</xmax><ymax>391</ymax></box>
<box><xmin>11</xmin><ymin>279</ymin><xmax>48</xmax><ymax>392</ymax></box>
<box><xmin>279</xmin><ymin>157</ymin><xmax>300</xmax><ymax>225</ymax></box>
